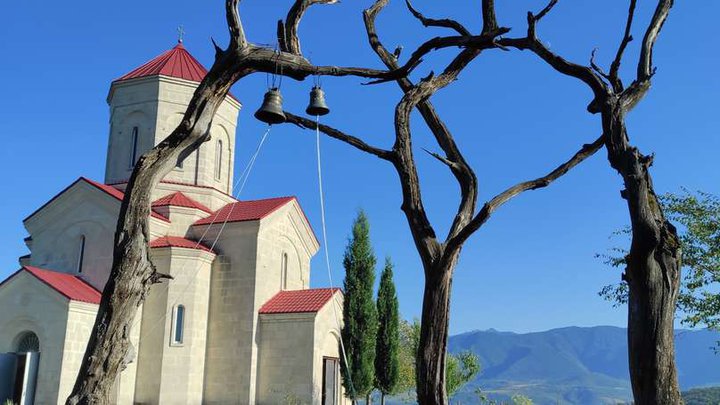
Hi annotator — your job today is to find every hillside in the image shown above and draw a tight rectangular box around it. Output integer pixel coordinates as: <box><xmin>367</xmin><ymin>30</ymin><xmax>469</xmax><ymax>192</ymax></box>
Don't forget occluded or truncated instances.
<box><xmin>445</xmin><ymin>326</ymin><xmax>719</xmax><ymax>404</ymax></box>
<box><xmin>682</xmin><ymin>386</ymin><xmax>720</xmax><ymax>405</ymax></box>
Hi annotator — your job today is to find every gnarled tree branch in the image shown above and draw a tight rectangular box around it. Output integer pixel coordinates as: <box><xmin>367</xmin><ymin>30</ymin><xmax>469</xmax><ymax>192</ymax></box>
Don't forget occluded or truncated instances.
<box><xmin>405</xmin><ymin>0</ymin><xmax>471</xmax><ymax>36</ymax></box>
<box><xmin>608</xmin><ymin>0</ymin><xmax>637</xmax><ymax>93</ymax></box>
<box><xmin>279</xmin><ymin>0</ymin><xmax>339</xmax><ymax>55</ymax></box>
<box><xmin>447</xmin><ymin>134</ymin><xmax>605</xmax><ymax>253</ymax></box>
<box><xmin>226</xmin><ymin>0</ymin><xmax>247</xmax><ymax>49</ymax></box>
<box><xmin>497</xmin><ymin>1</ymin><xmax>609</xmax><ymax>109</ymax></box>
<box><xmin>284</xmin><ymin>112</ymin><xmax>395</xmax><ymax>160</ymax></box>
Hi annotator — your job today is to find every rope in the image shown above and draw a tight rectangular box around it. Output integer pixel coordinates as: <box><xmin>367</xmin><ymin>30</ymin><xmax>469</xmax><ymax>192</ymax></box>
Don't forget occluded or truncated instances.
<box><xmin>134</xmin><ymin>126</ymin><xmax>272</xmax><ymax>340</ymax></box>
<box><xmin>314</xmin><ymin>114</ymin><xmax>356</xmax><ymax>398</ymax></box>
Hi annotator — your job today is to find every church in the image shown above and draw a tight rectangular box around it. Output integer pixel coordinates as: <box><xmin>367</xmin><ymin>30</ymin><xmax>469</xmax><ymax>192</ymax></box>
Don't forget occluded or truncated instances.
<box><xmin>0</xmin><ymin>42</ymin><xmax>348</xmax><ymax>405</ymax></box>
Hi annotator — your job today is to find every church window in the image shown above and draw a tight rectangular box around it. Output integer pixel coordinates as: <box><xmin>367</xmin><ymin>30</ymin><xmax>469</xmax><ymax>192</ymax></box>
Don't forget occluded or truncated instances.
<box><xmin>129</xmin><ymin>126</ymin><xmax>140</xmax><ymax>168</ymax></box>
<box><xmin>15</xmin><ymin>331</ymin><xmax>40</xmax><ymax>353</ymax></box>
<box><xmin>76</xmin><ymin>235</ymin><xmax>86</xmax><ymax>274</ymax></box>
<box><xmin>215</xmin><ymin>139</ymin><xmax>223</xmax><ymax>180</ymax></box>
<box><xmin>172</xmin><ymin>305</ymin><xmax>185</xmax><ymax>345</ymax></box>
<box><xmin>281</xmin><ymin>253</ymin><xmax>288</xmax><ymax>290</ymax></box>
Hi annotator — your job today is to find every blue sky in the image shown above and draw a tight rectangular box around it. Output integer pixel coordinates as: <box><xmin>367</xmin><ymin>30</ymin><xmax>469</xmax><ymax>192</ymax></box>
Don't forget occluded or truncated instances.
<box><xmin>1</xmin><ymin>1</ymin><xmax>718</xmax><ymax>334</ymax></box>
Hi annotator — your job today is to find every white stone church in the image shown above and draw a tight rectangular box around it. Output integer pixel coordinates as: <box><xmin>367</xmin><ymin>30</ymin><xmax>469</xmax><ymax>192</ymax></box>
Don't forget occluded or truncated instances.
<box><xmin>0</xmin><ymin>42</ymin><xmax>348</xmax><ymax>405</ymax></box>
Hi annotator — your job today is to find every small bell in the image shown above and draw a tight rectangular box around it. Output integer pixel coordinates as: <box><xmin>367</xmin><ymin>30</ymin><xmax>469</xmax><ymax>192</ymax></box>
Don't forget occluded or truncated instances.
<box><xmin>254</xmin><ymin>88</ymin><xmax>287</xmax><ymax>125</ymax></box>
<box><xmin>306</xmin><ymin>86</ymin><xmax>330</xmax><ymax>116</ymax></box>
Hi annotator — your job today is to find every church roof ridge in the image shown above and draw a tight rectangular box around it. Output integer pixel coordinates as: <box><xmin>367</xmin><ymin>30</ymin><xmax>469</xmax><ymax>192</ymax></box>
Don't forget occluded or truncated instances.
<box><xmin>152</xmin><ymin>192</ymin><xmax>213</xmax><ymax>213</ymax></box>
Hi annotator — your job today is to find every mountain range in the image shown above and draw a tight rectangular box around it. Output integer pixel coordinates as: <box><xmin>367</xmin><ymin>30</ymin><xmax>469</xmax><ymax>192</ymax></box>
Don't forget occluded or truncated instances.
<box><xmin>443</xmin><ymin>326</ymin><xmax>720</xmax><ymax>404</ymax></box>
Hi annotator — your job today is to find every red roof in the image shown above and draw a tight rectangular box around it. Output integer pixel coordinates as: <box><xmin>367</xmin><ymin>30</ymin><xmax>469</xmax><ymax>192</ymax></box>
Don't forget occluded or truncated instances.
<box><xmin>149</xmin><ymin>236</ymin><xmax>214</xmax><ymax>253</ymax></box>
<box><xmin>152</xmin><ymin>192</ymin><xmax>212</xmax><ymax>213</ymax></box>
<box><xmin>82</xmin><ymin>178</ymin><xmax>170</xmax><ymax>222</ymax></box>
<box><xmin>4</xmin><ymin>266</ymin><xmax>102</xmax><ymax>304</ymax></box>
<box><xmin>194</xmin><ymin>197</ymin><xmax>296</xmax><ymax>226</ymax></box>
<box><xmin>259</xmin><ymin>288</ymin><xmax>341</xmax><ymax>314</ymax></box>
<box><xmin>115</xmin><ymin>42</ymin><xmax>207</xmax><ymax>83</ymax></box>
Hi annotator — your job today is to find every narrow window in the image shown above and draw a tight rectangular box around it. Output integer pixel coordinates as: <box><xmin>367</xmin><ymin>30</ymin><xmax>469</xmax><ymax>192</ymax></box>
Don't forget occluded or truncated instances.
<box><xmin>129</xmin><ymin>126</ymin><xmax>139</xmax><ymax>168</ymax></box>
<box><xmin>281</xmin><ymin>253</ymin><xmax>288</xmax><ymax>290</ymax></box>
<box><xmin>172</xmin><ymin>305</ymin><xmax>185</xmax><ymax>345</ymax></box>
<box><xmin>76</xmin><ymin>235</ymin><xmax>86</xmax><ymax>274</ymax></box>
<box><xmin>215</xmin><ymin>139</ymin><xmax>223</xmax><ymax>180</ymax></box>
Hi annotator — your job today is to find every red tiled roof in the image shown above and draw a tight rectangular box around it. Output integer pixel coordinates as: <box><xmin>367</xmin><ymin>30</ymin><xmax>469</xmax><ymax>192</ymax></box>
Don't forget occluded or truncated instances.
<box><xmin>259</xmin><ymin>288</ymin><xmax>341</xmax><ymax>314</ymax></box>
<box><xmin>81</xmin><ymin>178</ymin><xmax>170</xmax><ymax>222</ymax></box>
<box><xmin>149</xmin><ymin>236</ymin><xmax>214</xmax><ymax>253</ymax></box>
<box><xmin>152</xmin><ymin>192</ymin><xmax>212</xmax><ymax>213</ymax></box>
<box><xmin>193</xmin><ymin>197</ymin><xmax>296</xmax><ymax>226</ymax></box>
<box><xmin>17</xmin><ymin>266</ymin><xmax>101</xmax><ymax>304</ymax></box>
<box><xmin>115</xmin><ymin>42</ymin><xmax>208</xmax><ymax>83</ymax></box>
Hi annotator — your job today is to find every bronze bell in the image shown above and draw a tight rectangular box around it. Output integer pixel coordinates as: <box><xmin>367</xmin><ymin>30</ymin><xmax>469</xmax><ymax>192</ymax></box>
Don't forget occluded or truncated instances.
<box><xmin>306</xmin><ymin>86</ymin><xmax>330</xmax><ymax>116</ymax></box>
<box><xmin>254</xmin><ymin>88</ymin><xmax>286</xmax><ymax>124</ymax></box>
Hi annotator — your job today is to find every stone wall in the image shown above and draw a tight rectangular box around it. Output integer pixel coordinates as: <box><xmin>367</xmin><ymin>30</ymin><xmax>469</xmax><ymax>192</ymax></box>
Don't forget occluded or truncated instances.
<box><xmin>0</xmin><ymin>272</ymin><xmax>70</xmax><ymax>405</ymax></box>
<box><xmin>106</xmin><ymin>76</ymin><xmax>240</xmax><ymax>194</ymax></box>
<box><xmin>256</xmin><ymin>313</ymin><xmax>316</xmax><ymax>404</ymax></box>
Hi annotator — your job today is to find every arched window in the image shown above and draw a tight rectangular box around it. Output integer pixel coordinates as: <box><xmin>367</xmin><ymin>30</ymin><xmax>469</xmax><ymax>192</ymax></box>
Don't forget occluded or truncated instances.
<box><xmin>215</xmin><ymin>139</ymin><xmax>223</xmax><ymax>180</ymax></box>
<box><xmin>171</xmin><ymin>305</ymin><xmax>185</xmax><ymax>345</ymax></box>
<box><xmin>76</xmin><ymin>235</ymin><xmax>86</xmax><ymax>274</ymax></box>
<box><xmin>15</xmin><ymin>331</ymin><xmax>40</xmax><ymax>353</ymax></box>
<box><xmin>281</xmin><ymin>253</ymin><xmax>288</xmax><ymax>290</ymax></box>
<box><xmin>129</xmin><ymin>126</ymin><xmax>139</xmax><ymax>168</ymax></box>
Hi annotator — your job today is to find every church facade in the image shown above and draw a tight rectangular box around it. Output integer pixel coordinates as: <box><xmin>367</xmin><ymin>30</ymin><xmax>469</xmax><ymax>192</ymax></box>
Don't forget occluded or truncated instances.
<box><xmin>0</xmin><ymin>42</ymin><xmax>347</xmax><ymax>405</ymax></box>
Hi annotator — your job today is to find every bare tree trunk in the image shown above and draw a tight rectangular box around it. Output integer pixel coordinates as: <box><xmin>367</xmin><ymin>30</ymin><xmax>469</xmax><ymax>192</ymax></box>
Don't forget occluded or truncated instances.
<box><xmin>66</xmin><ymin>54</ymin><xmax>243</xmax><ymax>404</ymax></box>
<box><xmin>381</xmin><ymin>392</ymin><xmax>386</xmax><ymax>405</ymax></box>
<box><xmin>605</xmin><ymin>110</ymin><xmax>682</xmax><ymax>404</ymax></box>
<box><xmin>416</xmin><ymin>267</ymin><xmax>453</xmax><ymax>405</ymax></box>
<box><xmin>627</xmin><ymin>243</ymin><xmax>681</xmax><ymax>404</ymax></box>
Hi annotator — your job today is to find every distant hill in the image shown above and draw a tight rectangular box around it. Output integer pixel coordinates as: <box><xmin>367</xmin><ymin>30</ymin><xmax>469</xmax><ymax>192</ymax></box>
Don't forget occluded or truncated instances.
<box><xmin>682</xmin><ymin>386</ymin><xmax>720</xmax><ymax>405</ymax></box>
<box><xmin>444</xmin><ymin>326</ymin><xmax>720</xmax><ymax>404</ymax></box>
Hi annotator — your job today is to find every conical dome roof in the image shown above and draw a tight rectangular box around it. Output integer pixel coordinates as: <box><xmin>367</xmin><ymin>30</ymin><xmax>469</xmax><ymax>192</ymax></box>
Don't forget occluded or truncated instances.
<box><xmin>114</xmin><ymin>42</ymin><xmax>207</xmax><ymax>83</ymax></box>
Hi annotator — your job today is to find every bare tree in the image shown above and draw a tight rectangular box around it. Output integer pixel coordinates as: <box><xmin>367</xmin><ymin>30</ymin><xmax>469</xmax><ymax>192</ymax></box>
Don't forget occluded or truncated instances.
<box><xmin>67</xmin><ymin>1</ymin><xmax>612</xmax><ymax>404</ymax></box>
<box><xmin>286</xmin><ymin>2</ymin><xmax>603</xmax><ymax>403</ymax></box>
<box><xmin>493</xmin><ymin>0</ymin><xmax>682</xmax><ymax>403</ymax></box>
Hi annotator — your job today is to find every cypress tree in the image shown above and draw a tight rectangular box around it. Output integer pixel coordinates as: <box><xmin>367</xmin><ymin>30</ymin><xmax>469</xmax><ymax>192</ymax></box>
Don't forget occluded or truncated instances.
<box><xmin>375</xmin><ymin>258</ymin><xmax>400</xmax><ymax>405</ymax></box>
<box><xmin>340</xmin><ymin>211</ymin><xmax>378</xmax><ymax>402</ymax></box>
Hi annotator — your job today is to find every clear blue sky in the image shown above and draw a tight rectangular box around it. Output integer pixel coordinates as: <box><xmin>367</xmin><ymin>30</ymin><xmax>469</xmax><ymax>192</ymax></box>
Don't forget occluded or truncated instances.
<box><xmin>1</xmin><ymin>1</ymin><xmax>718</xmax><ymax>334</ymax></box>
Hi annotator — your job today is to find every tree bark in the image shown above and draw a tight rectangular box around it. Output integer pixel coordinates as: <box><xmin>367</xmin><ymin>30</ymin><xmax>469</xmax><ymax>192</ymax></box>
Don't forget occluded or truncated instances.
<box><xmin>603</xmin><ymin>108</ymin><xmax>682</xmax><ymax>404</ymax></box>
<box><xmin>416</xmin><ymin>256</ymin><xmax>457</xmax><ymax>405</ymax></box>
<box><xmin>66</xmin><ymin>48</ymin><xmax>245</xmax><ymax>405</ymax></box>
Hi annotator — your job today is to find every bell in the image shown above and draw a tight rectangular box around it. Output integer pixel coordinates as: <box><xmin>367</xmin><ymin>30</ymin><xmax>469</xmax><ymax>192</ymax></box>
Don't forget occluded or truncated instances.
<box><xmin>306</xmin><ymin>86</ymin><xmax>330</xmax><ymax>116</ymax></box>
<box><xmin>254</xmin><ymin>88</ymin><xmax>287</xmax><ymax>124</ymax></box>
